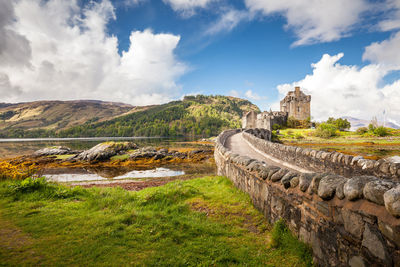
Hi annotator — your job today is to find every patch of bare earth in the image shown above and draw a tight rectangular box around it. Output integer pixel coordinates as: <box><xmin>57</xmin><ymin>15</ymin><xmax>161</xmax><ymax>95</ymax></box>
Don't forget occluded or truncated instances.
<box><xmin>188</xmin><ymin>200</ymin><xmax>266</xmax><ymax>234</ymax></box>
<box><xmin>72</xmin><ymin>174</ymin><xmax>204</xmax><ymax>191</ymax></box>
<box><xmin>0</xmin><ymin>213</ymin><xmax>42</xmax><ymax>265</ymax></box>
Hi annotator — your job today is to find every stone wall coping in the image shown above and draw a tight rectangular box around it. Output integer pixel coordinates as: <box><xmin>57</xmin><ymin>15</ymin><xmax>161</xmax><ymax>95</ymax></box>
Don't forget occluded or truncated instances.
<box><xmin>215</xmin><ymin>129</ymin><xmax>400</xmax><ymax>218</ymax></box>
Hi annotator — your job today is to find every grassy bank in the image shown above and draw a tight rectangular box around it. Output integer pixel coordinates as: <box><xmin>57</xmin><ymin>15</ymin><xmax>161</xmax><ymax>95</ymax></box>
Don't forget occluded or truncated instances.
<box><xmin>0</xmin><ymin>176</ymin><xmax>312</xmax><ymax>266</ymax></box>
<box><xmin>277</xmin><ymin>128</ymin><xmax>400</xmax><ymax>144</ymax></box>
<box><xmin>275</xmin><ymin>129</ymin><xmax>400</xmax><ymax>160</ymax></box>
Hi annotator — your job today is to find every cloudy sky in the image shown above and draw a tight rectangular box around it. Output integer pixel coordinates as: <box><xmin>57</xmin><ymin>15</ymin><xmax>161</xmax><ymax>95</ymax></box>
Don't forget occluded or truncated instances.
<box><xmin>1</xmin><ymin>0</ymin><xmax>400</xmax><ymax>124</ymax></box>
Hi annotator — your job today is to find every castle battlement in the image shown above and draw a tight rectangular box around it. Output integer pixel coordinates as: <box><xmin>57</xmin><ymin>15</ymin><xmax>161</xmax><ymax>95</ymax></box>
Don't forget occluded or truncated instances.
<box><xmin>242</xmin><ymin>86</ymin><xmax>311</xmax><ymax>130</ymax></box>
<box><xmin>280</xmin><ymin>86</ymin><xmax>311</xmax><ymax>121</ymax></box>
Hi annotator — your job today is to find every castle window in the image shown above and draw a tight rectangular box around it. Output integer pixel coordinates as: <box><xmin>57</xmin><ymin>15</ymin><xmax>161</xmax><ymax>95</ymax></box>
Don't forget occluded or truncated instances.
<box><xmin>297</xmin><ymin>106</ymin><xmax>300</xmax><ymax>112</ymax></box>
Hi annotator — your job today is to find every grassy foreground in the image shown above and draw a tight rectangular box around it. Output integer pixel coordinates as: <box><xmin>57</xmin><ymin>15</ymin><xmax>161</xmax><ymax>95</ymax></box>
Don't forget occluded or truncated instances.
<box><xmin>0</xmin><ymin>176</ymin><xmax>312</xmax><ymax>266</ymax></box>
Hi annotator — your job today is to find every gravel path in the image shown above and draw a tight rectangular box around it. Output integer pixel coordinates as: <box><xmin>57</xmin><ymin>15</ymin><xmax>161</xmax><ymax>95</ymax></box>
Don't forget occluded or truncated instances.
<box><xmin>225</xmin><ymin>132</ymin><xmax>312</xmax><ymax>173</ymax></box>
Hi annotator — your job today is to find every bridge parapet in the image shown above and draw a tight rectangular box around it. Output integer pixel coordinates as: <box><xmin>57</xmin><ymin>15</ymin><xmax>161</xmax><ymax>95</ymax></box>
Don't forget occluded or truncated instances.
<box><xmin>215</xmin><ymin>129</ymin><xmax>400</xmax><ymax>266</ymax></box>
<box><xmin>243</xmin><ymin>128</ymin><xmax>400</xmax><ymax>181</ymax></box>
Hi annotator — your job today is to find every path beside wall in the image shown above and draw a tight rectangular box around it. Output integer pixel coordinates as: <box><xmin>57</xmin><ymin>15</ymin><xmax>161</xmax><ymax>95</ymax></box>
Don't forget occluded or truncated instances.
<box><xmin>215</xmin><ymin>129</ymin><xmax>400</xmax><ymax>266</ymax></box>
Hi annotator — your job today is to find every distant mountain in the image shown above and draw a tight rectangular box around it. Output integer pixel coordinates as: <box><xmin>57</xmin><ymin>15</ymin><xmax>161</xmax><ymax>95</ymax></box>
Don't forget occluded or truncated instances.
<box><xmin>0</xmin><ymin>95</ymin><xmax>259</xmax><ymax>138</ymax></box>
<box><xmin>341</xmin><ymin>116</ymin><xmax>400</xmax><ymax>130</ymax></box>
<box><xmin>0</xmin><ymin>100</ymin><xmax>137</xmax><ymax>134</ymax></box>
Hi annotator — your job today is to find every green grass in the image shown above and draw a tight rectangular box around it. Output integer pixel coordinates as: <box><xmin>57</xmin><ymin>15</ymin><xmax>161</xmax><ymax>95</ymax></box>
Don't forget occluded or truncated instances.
<box><xmin>277</xmin><ymin>128</ymin><xmax>400</xmax><ymax>144</ymax></box>
<box><xmin>53</xmin><ymin>154</ymin><xmax>75</xmax><ymax>160</ymax></box>
<box><xmin>110</xmin><ymin>154</ymin><xmax>130</xmax><ymax>161</ymax></box>
<box><xmin>0</xmin><ymin>177</ymin><xmax>312</xmax><ymax>266</ymax></box>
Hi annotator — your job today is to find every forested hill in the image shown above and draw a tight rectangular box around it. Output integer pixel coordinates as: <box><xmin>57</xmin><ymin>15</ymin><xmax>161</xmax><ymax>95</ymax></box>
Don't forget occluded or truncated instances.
<box><xmin>0</xmin><ymin>95</ymin><xmax>259</xmax><ymax>138</ymax></box>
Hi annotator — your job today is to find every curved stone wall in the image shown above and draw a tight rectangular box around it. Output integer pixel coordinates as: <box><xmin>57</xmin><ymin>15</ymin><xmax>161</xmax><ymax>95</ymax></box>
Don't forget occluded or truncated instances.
<box><xmin>243</xmin><ymin>128</ymin><xmax>400</xmax><ymax>181</ymax></box>
<box><xmin>215</xmin><ymin>129</ymin><xmax>400</xmax><ymax>266</ymax></box>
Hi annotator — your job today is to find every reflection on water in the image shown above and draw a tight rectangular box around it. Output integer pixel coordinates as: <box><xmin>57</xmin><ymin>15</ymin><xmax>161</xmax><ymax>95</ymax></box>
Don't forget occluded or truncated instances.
<box><xmin>45</xmin><ymin>167</ymin><xmax>185</xmax><ymax>182</ymax></box>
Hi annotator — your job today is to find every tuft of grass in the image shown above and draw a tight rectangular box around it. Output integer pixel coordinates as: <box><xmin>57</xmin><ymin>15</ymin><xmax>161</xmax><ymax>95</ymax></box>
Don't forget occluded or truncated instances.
<box><xmin>270</xmin><ymin>219</ymin><xmax>313</xmax><ymax>267</ymax></box>
<box><xmin>0</xmin><ymin>176</ymin><xmax>312</xmax><ymax>266</ymax></box>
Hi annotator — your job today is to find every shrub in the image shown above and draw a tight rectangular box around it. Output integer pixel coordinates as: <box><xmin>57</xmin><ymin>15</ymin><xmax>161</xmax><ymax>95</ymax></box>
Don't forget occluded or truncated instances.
<box><xmin>374</xmin><ymin>126</ymin><xmax>389</xmax><ymax>137</ymax></box>
<box><xmin>368</xmin><ymin>123</ymin><xmax>376</xmax><ymax>132</ymax></box>
<box><xmin>0</xmin><ymin>160</ymin><xmax>37</xmax><ymax>180</ymax></box>
<box><xmin>314</xmin><ymin>123</ymin><xmax>337</xmax><ymax>138</ymax></box>
<box><xmin>272</xmin><ymin>124</ymin><xmax>281</xmax><ymax>130</ymax></box>
<box><xmin>9</xmin><ymin>177</ymin><xmax>48</xmax><ymax>193</ymax></box>
<box><xmin>356</xmin><ymin>127</ymin><xmax>368</xmax><ymax>135</ymax></box>
<box><xmin>326</xmin><ymin>117</ymin><xmax>351</xmax><ymax>131</ymax></box>
<box><xmin>295</xmin><ymin>133</ymin><xmax>304</xmax><ymax>139</ymax></box>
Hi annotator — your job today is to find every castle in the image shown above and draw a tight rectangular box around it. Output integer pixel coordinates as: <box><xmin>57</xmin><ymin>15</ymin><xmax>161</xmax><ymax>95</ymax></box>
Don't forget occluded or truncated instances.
<box><xmin>280</xmin><ymin>86</ymin><xmax>311</xmax><ymax>121</ymax></box>
<box><xmin>242</xmin><ymin>86</ymin><xmax>311</xmax><ymax>130</ymax></box>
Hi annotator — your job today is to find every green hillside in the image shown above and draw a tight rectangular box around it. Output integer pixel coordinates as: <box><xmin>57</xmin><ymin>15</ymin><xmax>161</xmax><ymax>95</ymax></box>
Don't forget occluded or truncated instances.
<box><xmin>0</xmin><ymin>95</ymin><xmax>259</xmax><ymax>138</ymax></box>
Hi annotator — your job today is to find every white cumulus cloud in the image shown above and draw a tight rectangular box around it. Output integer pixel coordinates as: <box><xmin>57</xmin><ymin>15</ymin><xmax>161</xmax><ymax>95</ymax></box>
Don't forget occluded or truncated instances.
<box><xmin>274</xmin><ymin>53</ymin><xmax>400</xmax><ymax>124</ymax></box>
<box><xmin>363</xmin><ymin>31</ymin><xmax>400</xmax><ymax>70</ymax></box>
<box><xmin>0</xmin><ymin>0</ymin><xmax>187</xmax><ymax>106</ymax></box>
<box><xmin>245</xmin><ymin>0</ymin><xmax>368</xmax><ymax>46</ymax></box>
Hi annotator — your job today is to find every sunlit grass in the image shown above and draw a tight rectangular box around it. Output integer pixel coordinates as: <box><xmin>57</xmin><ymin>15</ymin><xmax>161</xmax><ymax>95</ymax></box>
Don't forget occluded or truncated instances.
<box><xmin>0</xmin><ymin>176</ymin><xmax>312</xmax><ymax>266</ymax></box>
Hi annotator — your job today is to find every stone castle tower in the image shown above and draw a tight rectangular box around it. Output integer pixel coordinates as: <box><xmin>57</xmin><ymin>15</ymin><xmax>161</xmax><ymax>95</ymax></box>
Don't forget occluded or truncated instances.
<box><xmin>280</xmin><ymin>86</ymin><xmax>311</xmax><ymax>121</ymax></box>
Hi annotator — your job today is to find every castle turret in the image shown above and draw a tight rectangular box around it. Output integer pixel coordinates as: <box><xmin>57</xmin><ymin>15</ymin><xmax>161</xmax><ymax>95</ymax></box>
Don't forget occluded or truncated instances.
<box><xmin>280</xmin><ymin>86</ymin><xmax>311</xmax><ymax>121</ymax></box>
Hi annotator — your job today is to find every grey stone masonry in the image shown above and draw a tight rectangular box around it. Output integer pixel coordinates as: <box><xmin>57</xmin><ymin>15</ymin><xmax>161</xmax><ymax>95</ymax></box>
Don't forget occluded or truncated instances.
<box><xmin>215</xmin><ymin>129</ymin><xmax>400</xmax><ymax>266</ymax></box>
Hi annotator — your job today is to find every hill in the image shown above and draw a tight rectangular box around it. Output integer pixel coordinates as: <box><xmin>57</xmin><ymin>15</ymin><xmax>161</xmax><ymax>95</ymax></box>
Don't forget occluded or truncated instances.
<box><xmin>341</xmin><ymin>116</ymin><xmax>400</xmax><ymax>130</ymax></box>
<box><xmin>0</xmin><ymin>95</ymin><xmax>259</xmax><ymax>138</ymax></box>
<box><xmin>0</xmin><ymin>100</ymin><xmax>136</xmax><ymax>135</ymax></box>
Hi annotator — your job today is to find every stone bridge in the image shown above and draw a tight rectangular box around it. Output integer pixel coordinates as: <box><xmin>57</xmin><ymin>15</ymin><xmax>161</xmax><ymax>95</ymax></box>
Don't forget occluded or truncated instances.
<box><xmin>215</xmin><ymin>128</ymin><xmax>400</xmax><ymax>267</ymax></box>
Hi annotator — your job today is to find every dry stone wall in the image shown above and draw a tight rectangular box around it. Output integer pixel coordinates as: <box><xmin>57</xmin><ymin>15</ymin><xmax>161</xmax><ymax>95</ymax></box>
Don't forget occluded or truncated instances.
<box><xmin>243</xmin><ymin>128</ymin><xmax>400</xmax><ymax>181</ymax></box>
<box><xmin>215</xmin><ymin>129</ymin><xmax>400</xmax><ymax>266</ymax></box>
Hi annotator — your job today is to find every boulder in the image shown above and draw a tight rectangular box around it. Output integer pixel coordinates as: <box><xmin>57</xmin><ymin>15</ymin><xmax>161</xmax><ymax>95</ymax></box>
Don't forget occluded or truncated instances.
<box><xmin>384</xmin><ymin>186</ymin><xmax>400</xmax><ymax>217</ymax></box>
<box><xmin>364</xmin><ymin>180</ymin><xmax>396</xmax><ymax>205</ymax></box>
<box><xmin>34</xmin><ymin>146</ymin><xmax>72</xmax><ymax>156</ymax></box>
<box><xmin>343</xmin><ymin>176</ymin><xmax>376</xmax><ymax>201</ymax></box>
<box><xmin>77</xmin><ymin>141</ymin><xmax>137</xmax><ymax>162</ymax></box>
<box><xmin>318</xmin><ymin>175</ymin><xmax>347</xmax><ymax>200</ymax></box>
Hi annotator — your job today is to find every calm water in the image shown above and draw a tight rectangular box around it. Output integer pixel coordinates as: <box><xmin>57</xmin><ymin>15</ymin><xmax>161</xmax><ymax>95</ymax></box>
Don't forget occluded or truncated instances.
<box><xmin>0</xmin><ymin>136</ymin><xmax>198</xmax><ymax>158</ymax></box>
<box><xmin>44</xmin><ymin>167</ymin><xmax>185</xmax><ymax>182</ymax></box>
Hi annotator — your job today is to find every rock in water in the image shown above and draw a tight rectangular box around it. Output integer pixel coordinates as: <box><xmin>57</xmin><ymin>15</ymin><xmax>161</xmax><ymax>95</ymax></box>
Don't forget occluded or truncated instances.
<box><xmin>34</xmin><ymin>146</ymin><xmax>72</xmax><ymax>156</ymax></box>
<box><xmin>76</xmin><ymin>142</ymin><xmax>137</xmax><ymax>162</ymax></box>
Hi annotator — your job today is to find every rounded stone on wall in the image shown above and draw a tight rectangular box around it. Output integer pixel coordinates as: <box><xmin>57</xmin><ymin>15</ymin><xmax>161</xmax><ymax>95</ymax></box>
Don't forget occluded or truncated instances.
<box><xmin>384</xmin><ymin>186</ymin><xmax>400</xmax><ymax>217</ymax></box>
<box><xmin>290</xmin><ymin>176</ymin><xmax>300</xmax><ymax>188</ymax></box>
<box><xmin>348</xmin><ymin>256</ymin><xmax>365</xmax><ymax>267</ymax></box>
<box><xmin>363</xmin><ymin>180</ymin><xmax>396</xmax><ymax>205</ymax></box>
<box><xmin>271</xmin><ymin>168</ymin><xmax>289</xmax><ymax>182</ymax></box>
<box><xmin>318</xmin><ymin>175</ymin><xmax>347</xmax><ymax>200</ymax></box>
<box><xmin>281</xmin><ymin>171</ymin><xmax>298</xmax><ymax>188</ymax></box>
<box><xmin>299</xmin><ymin>173</ymin><xmax>315</xmax><ymax>192</ymax></box>
<box><xmin>344</xmin><ymin>176</ymin><xmax>376</xmax><ymax>201</ymax></box>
